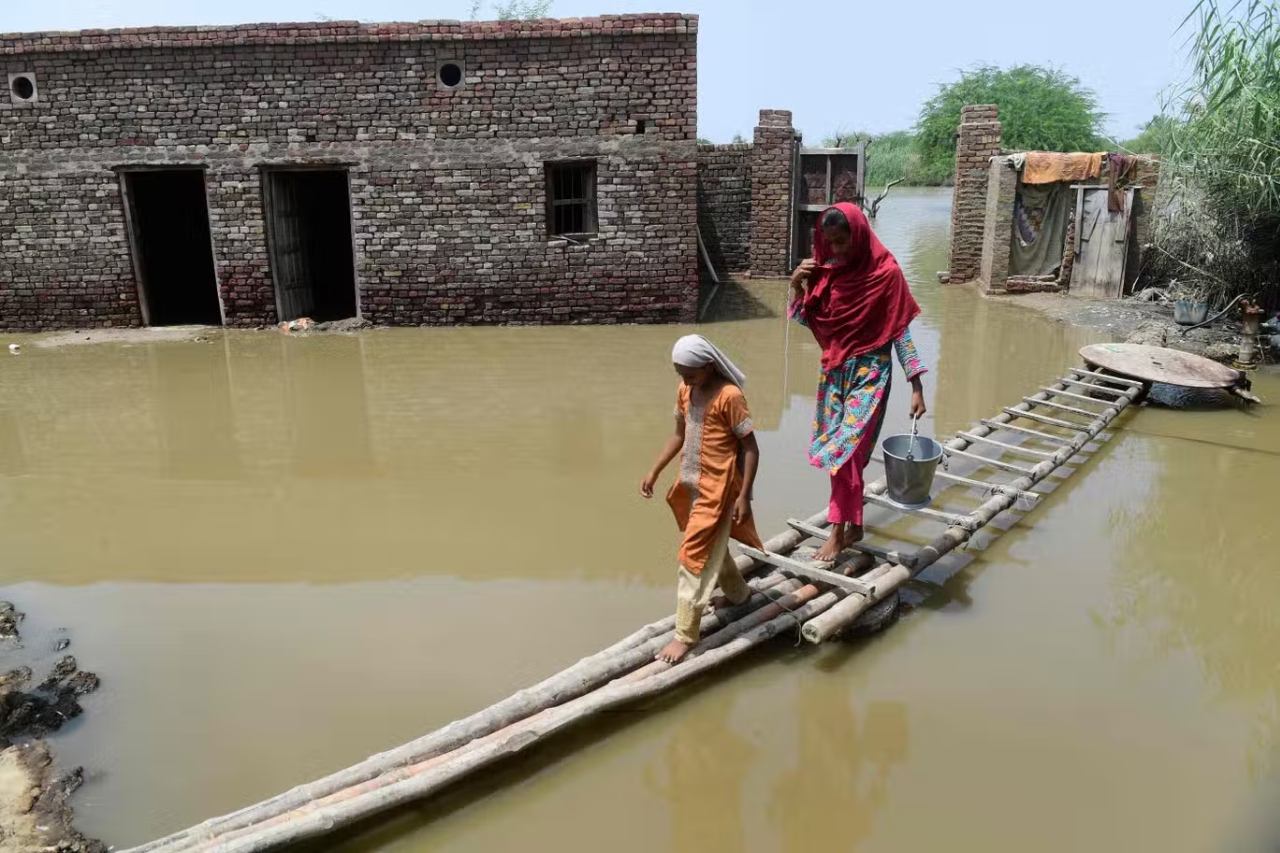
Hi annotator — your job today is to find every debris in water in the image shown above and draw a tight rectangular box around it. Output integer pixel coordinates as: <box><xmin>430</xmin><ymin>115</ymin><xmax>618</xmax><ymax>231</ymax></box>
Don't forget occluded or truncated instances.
<box><xmin>7</xmin><ymin>343</ymin><xmax>19</xmax><ymax>355</ymax></box>
<box><xmin>0</xmin><ymin>611</ymin><xmax>105</xmax><ymax>851</ymax></box>
<box><xmin>0</xmin><ymin>602</ymin><xmax>23</xmax><ymax>641</ymax></box>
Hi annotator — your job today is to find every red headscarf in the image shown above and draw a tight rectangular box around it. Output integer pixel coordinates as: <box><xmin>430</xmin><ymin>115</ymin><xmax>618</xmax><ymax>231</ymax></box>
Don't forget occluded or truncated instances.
<box><xmin>801</xmin><ymin>202</ymin><xmax>921</xmax><ymax>372</ymax></box>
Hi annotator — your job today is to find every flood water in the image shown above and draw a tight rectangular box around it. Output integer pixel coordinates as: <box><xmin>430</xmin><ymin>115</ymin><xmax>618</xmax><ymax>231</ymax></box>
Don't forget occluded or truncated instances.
<box><xmin>3</xmin><ymin>188</ymin><xmax>1280</xmax><ymax>852</ymax></box>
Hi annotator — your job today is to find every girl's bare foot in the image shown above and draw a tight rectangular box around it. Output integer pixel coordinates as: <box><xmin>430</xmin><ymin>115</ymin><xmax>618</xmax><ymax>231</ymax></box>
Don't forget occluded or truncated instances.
<box><xmin>657</xmin><ymin>639</ymin><xmax>693</xmax><ymax>664</ymax></box>
<box><xmin>848</xmin><ymin>523</ymin><xmax>864</xmax><ymax>543</ymax></box>
<box><xmin>813</xmin><ymin>524</ymin><xmax>845</xmax><ymax>563</ymax></box>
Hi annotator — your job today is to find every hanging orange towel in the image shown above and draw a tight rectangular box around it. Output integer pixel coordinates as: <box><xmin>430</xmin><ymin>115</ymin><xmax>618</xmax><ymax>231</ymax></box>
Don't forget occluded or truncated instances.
<box><xmin>1020</xmin><ymin>151</ymin><xmax>1105</xmax><ymax>185</ymax></box>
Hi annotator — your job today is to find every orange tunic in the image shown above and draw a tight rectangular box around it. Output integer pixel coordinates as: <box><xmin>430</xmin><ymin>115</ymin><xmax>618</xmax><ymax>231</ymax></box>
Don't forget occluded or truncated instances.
<box><xmin>666</xmin><ymin>383</ymin><xmax>764</xmax><ymax>573</ymax></box>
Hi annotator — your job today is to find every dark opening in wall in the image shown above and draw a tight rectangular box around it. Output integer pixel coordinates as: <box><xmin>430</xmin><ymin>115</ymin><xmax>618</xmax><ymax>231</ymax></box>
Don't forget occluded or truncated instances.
<box><xmin>122</xmin><ymin>169</ymin><xmax>223</xmax><ymax>326</ymax></box>
<box><xmin>438</xmin><ymin>61</ymin><xmax>464</xmax><ymax>89</ymax></box>
<box><xmin>262</xmin><ymin>169</ymin><xmax>358</xmax><ymax>323</ymax></box>
<box><xmin>8</xmin><ymin>73</ymin><xmax>36</xmax><ymax>105</ymax></box>
<box><xmin>545</xmin><ymin>161</ymin><xmax>598</xmax><ymax>237</ymax></box>
<box><xmin>636</xmin><ymin>119</ymin><xmax>648</xmax><ymax>134</ymax></box>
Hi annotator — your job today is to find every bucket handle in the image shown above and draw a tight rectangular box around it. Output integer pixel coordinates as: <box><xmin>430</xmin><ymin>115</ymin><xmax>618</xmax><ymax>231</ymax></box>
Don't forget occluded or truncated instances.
<box><xmin>906</xmin><ymin>415</ymin><xmax>919</xmax><ymax>461</ymax></box>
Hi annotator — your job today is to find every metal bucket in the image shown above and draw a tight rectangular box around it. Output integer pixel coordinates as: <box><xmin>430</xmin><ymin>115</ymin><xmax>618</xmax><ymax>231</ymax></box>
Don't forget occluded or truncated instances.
<box><xmin>881</xmin><ymin>424</ymin><xmax>943</xmax><ymax>509</ymax></box>
<box><xmin>1174</xmin><ymin>300</ymin><xmax>1209</xmax><ymax>326</ymax></box>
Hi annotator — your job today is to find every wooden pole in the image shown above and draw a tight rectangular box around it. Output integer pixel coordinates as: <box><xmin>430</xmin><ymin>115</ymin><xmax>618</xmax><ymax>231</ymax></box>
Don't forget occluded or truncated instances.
<box><xmin>801</xmin><ymin>379</ymin><xmax>1140</xmax><ymax>643</ymax></box>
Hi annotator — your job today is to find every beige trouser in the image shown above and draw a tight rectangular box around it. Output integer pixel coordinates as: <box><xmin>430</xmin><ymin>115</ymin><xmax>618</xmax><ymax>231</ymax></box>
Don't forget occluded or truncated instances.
<box><xmin>675</xmin><ymin>511</ymin><xmax>753</xmax><ymax>644</ymax></box>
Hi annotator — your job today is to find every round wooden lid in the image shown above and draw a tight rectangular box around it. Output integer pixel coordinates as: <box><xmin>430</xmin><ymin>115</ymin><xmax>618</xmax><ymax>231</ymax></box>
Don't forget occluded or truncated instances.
<box><xmin>1079</xmin><ymin>343</ymin><xmax>1242</xmax><ymax>389</ymax></box>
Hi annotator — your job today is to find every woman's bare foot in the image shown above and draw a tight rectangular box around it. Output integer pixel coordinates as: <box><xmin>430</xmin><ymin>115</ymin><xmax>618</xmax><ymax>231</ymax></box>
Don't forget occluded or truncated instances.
<box><xmin>813</xmin><ymin>524</ymin><xmax>845</xmax><ymax>563</ymax></box>
<box><xmin>708</xmin><ymin>595</ymin><xmax>732</xmax><ymax>612</ymax></box>
<box><xmin>657</xmin><ymin>639</ymin><xmax>693</xmax><ymax>664</ymax></box>
<box><xmin>848</xmin><ymin>523</ymin><xmax>864</xmax><ymax>543</ymax></box>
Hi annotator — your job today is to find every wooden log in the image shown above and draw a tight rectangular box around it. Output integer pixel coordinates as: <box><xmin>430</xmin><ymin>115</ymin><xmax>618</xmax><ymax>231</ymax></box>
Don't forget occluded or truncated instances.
<box><xmin>802</xmin><ymin>381</ymin><xmax>1141</xmax><ymax>643</ymax></box>
<box><xmin>862</xmin><ymin>491</ymin><xmax>980</xmax><ymax>530</ymax></box>
<box><xmin>1002</xmin><ymin>407</ymin><xmax>1092</xmax><ymax>431</ymax></box>
<box><xmin>1038</xmin><ymin>387</ymin><xmax>1113</xmax><ymax>407</ymax></box>
<box><xmin>929</xmin><ymin>469</ymin><xmax>1042</xmax><ymax>502</ymax></box>
<box><xmin>736</xmin><ymin>545</ymin><xmax>876</xmax><ymax>595</ymax></box>
<box><xmin>955</xmin><ymin>431</ymin><xmax>1055</xmax><ymax>459</ymax></box>
<box><xmin>1021</xmin><ymin>396</ymin><xmax>1103</xmax><ymax>419</ymax></box>
<box><xmin>943</xmin><ymin>446</ymin><xmax>1037</xmax><ymax>476</ymax></box>
<box><xmin>1056</xmin><ymin>377</ymin><xmax>1129</xmax><ymax>397</ymax></box>
<box><xmin>128</xmin><ymin>514</ymin><xmax>830</xmax><ymax>853</ymax></box>
<box><xmin>784</xmin><ymin>519</ymin><xmax>919</xmax><ymax>568</ymax></box>
<box><xmin>978</xmin><ymin>419</ymin><xmax>1074</xmax><ymax>445</ymax></box>
<box><xmin>162</xmin><ymin>585</ymin><xmax>852</xmax><ymax>853</ymax></box>
<box><xmin>1068</xmin><ymin>367</ymin><xmax>1144</xmax><ymax>388</ymax></box>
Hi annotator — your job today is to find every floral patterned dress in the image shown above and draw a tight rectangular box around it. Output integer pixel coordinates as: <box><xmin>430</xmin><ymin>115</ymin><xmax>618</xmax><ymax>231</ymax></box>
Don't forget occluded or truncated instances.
<box><xmin>792</xmin><ymin>305</ymin><xmax>927</xmax><ymax>473</ymax></box>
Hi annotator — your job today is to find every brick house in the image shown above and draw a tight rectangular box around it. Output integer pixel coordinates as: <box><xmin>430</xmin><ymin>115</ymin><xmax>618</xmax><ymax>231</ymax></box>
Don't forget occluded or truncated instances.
<box><xmin>0</xmin><ymin>16</ymin><xmax>706</xmax><ymax>330</ymax></box>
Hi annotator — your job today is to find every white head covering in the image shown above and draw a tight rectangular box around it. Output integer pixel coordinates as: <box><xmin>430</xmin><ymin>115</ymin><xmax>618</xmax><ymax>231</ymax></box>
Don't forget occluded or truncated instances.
<box><xmin>671</xmin><ymin>334</ymin><xmax>747</xmax><ymax>388</ymax></box>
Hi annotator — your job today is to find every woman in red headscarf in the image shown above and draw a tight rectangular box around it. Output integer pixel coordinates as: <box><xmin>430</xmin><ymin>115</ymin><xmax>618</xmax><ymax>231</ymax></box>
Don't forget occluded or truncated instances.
<box><xmin>789</xmin><ymin>203</ymin><xmax>928</xmax><ymax>565</ymax></box>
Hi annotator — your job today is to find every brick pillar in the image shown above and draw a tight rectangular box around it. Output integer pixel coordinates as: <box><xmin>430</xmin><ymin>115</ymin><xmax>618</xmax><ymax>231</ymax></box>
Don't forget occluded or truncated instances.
<box><xmin>978</xmin><ymin>157</ymin><xmax>1018</xmax><ymax>293</ymax></box>
<box><xmin>749</xmin><ymin>109</ymin><xmax>797</xmax><ymax>278</ymax></box>
<box><xmin>947</xmin><ymin>104</ymin><xmax>1002</xmax><ymax>283</ymax></box>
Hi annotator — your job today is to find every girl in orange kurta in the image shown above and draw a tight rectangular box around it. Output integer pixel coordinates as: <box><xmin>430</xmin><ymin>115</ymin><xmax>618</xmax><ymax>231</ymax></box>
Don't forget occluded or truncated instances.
<box><xmin>641</xmin><ymin>335</ymin><xmax>764</xmax><ymax>664</ymax></box>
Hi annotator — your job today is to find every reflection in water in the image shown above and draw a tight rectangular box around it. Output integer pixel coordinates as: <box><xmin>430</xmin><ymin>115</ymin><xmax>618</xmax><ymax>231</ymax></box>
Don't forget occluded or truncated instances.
<box><xmin>773</xmin><ymin>677</ymin><xmax>907</xmax><ymax>852</ymax></box>
<box><xmin>1</xmin><ymin>189</ymin><xmax>1279</xmax><ymax>852</ymax></box>
<box><xmin>646</xmin><ymin>690</ymin><xmax>754</xmax><ymax>853</ymax></box>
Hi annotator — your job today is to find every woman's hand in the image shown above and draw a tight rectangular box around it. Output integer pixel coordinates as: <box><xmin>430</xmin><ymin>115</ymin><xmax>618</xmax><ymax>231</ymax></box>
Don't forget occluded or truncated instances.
<box><xmin>909</xmin><ymin>387</ymin><xmax>927</xmax><ymax>419</ymax></box>
<box><xmin>790</xmin><ymin>258</ymin><xmax>818</xmax><ymax>288</ymax></box>
<box><xmin>732</xmin><ymin>494</ymin><xmax>752</xmax><ymax>525</ymax></box>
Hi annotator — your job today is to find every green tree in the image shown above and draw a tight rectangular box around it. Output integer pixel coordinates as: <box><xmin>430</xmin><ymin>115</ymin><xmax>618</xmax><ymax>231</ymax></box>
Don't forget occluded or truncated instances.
<box><xmin>1117</xmin><ymin>115</ymin><xmax>1178</xmax><ymax>154</ymax></box>
<box><xmin>493</xmin><ymin>0</ymin><xmax>552</xmax><ymax>19</ymax></box>
<box><xmin>915</xmin><ymin>64</ymin><xmax>1105</xmax><ymax>184</ymax></box>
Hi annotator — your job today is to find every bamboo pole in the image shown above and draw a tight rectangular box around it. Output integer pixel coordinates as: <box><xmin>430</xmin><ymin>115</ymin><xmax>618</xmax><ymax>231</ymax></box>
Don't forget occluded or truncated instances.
<box><xmin>1021</xmin><ymin>396</ymin><xmax>1104</xmax><ymax>419</ymax></box>
<box><xmin>978</xmin><ymin>419</ymin><xmax>1074</xmax><ymax>445</ymax></box>
<box><xmin>126</xmin><ymin>513</ymin><xmax>830</xmax><ymax>853</ymax></box>
<box><xmin>177</xmin><ymin>585</ymin><xmax>852</xmax><ymax>853</ymax></box>
<box><xmin>801</xmin><ymin>380</ymin><xmax>1140</xmax><ymax>643</ymax></box>
<box><xmin>955</xmin><ymin>431</ymin><xmax>1055</xmax><ymax>459</ymax></box>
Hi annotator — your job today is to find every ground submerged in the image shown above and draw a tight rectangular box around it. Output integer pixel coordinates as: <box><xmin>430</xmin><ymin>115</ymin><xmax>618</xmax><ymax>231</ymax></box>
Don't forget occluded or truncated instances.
<box><xmin>0</xmin><ymin>602</ymin><xmax>105</xmax><ymax>853</ymax></box>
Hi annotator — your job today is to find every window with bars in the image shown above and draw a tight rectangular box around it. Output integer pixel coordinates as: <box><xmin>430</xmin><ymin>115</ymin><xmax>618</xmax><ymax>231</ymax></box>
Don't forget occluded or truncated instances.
<box><xmin>545</xmin><ymin>161</ymin><xmax>598</xmax><ymax>238</ymax></box>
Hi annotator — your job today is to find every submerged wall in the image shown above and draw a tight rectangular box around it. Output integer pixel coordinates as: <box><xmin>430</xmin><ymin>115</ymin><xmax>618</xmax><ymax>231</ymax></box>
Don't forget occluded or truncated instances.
<box><xmin>0</xmin><ymin>16</ymin><xmax>700</xmax><ymax>330</ymax></box>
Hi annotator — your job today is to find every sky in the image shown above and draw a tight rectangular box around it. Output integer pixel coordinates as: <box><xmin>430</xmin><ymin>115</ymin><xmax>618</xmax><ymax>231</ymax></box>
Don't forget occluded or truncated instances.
<box><xmin>4</xmin><ymin>0</ymin><xmax>1195</xmax><ymax>143</ymax></box>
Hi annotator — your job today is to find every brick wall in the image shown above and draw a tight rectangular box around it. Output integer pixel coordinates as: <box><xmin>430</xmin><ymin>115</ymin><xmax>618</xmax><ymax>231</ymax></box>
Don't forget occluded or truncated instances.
<box><xmin>749</xmin><ymin>109</ymin><xmax>797</xmax><ymax>278</ymax></box>
<box><xmin>947</xmin><ymin>104</ymin><xmax>1002</xmax><ymax>283</ymax></box>
<box><xmin>695</xmin><ymin>143</ymin><xmax>751</xmax><ymax>274</ymax></box>
<box><xmin>0</xmin><ymin>16</ymin><xmax>700</xmax><ymax>330</ymax></box>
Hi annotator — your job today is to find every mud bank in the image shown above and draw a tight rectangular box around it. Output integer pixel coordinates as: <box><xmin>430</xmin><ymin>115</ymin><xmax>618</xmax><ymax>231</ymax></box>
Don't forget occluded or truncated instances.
<box><xmin>1002</xmin><ymin>291</ymin><xmax>1277</xmax><ymax>365</ymax></box>
<box><xmin>0</xmin><ymin>602</ymin><xmax>104</xmax><ymax>853</ymax></box>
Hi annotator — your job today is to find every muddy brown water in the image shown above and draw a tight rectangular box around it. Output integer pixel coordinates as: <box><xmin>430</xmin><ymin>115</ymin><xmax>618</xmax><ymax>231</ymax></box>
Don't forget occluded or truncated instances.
<box><xmin>3</xmin><ymin>188</ymin><xmax>1280</xmax><ymax>852</ymax></box>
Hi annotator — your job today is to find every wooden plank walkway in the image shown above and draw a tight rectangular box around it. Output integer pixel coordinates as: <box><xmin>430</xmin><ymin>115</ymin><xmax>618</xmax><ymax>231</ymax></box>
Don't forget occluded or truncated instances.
<box><xmin>125</xmin><ymin>365</ymin><xmax>1144</xmax><ymax>853</ymax></box>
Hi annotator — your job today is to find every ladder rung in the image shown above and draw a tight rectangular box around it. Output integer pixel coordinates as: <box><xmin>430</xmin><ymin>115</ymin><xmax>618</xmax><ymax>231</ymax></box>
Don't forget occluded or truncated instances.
<box><xmin>785</xmin><ymin>519</ymin><xmax>918</xmax><ymax>569</ymax></box>
<box><xmin>738</xmin><ymin>543</ymin><xmax>878</xmax><ymax>594</ymax></box>
<box><xmin>1039</xmin><ymin>387</ymin><xmax>1116</xmax><ymax>407</ymax></box>
<box><xmin>1023</xmin><ymin>397</ymin><xmax>1104</xmax><ymax>419</ymax></box>
<box><xmin>943</xmin><ymin>446</ymin><xmax>1038</xmax><ymax>476</ymax></box>
<box><xmin>1069</xmin><ymin>367</ymin><xmax>1144</xmax><ymax>389</ymax></box>
<box><xmin>1003</xmin><ymin>407</ymin><xmax>1092</xmax><ymax>432</ymax></box>
<box><xmin>979</xmin><ymin>419</ymin><xmax>1075</xmax><ymax>445</ymax></box>
<box><xmin>862</xmin><ymin>492</ymin><xmax>980</xmax><ymax>530</ymax></box>
<box><xmin>931</xmin><ymin>469</ymin><xmax>1042</xmax><ymax>502</ymax></box>
<box><xmin>957</xmin><ymin>431</ymin><xmax>1055</xmax><ymax>459</ymax></box>
<box><xmin>1056</xmin><ymin>377</ymin><xmax>1129</xmax><ymax>397</ymax></box>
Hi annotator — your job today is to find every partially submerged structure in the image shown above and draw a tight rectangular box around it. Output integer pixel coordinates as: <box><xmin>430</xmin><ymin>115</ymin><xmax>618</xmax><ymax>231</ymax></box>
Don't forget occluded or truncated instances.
<box><xmin>1</xmin><ymin>16</ymin><xmax>711</xmax><ymax>330</ymax></box>
<box><xmin>0</xmin><ymin>15</ymin><xmax>858</xmax><ymax>332</ymax></box>
<box><xmin>944</xmin><ymin>104</ymin><xmax>1159</xmax><ymax>297</ymax></box>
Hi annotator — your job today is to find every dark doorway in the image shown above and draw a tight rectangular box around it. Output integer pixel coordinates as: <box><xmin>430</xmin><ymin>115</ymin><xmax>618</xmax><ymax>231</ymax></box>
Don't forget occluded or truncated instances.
<box><xmin>123</xmin><ymin>170</ymin><xmax>223</xmax><ymax>326</ymax></box>
<box><xmin>262</xmin><ymin>169</ymin><xmax>358</xmax><ymax>322</ymax></box>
